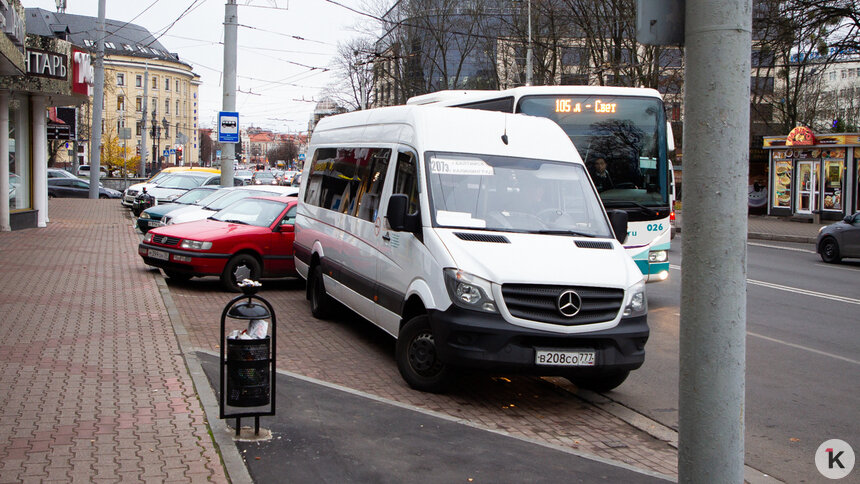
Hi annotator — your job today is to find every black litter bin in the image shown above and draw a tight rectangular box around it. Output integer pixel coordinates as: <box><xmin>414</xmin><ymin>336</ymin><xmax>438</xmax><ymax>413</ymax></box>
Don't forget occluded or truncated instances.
<box><xmin>219</xmin><ymin>280</ymin><xmax>277</xmax><ymax>435</ymax></box>
<box><xmin>226</xmin><ymin>336</ymin><xmax>270</xmax><ymax>407</ymax></box>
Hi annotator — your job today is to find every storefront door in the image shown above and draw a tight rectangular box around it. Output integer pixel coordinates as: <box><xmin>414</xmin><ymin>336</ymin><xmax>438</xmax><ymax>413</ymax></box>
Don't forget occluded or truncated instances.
<box><xmin>796</xmin><ymin>161</ymin><xmax>819</xmax><ymax>213</ymax></box>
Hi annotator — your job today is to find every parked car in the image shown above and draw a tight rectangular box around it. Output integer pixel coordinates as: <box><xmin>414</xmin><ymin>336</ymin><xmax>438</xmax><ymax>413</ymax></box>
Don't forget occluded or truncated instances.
<box><xmin>139</xmin><ymin>196</ymin><xmax>298</xmax><ymax>291</ymax></box>
<box><xmin>136</xmin><ymin>187</ymin><xmax>219</xmax><ymax>234</ymax></box>
<box><xmin>77</xmin><ymin>165</ymin><xmax>107</xmax><ymax>178</ymax></box>
<box><xmin>290</xmin><ymin>172</ymin><xmax>302</xmax><ymax>187</ymax></box>
<box><xmin>48</xmin><ymin>178</ymin><xmax>122</xmax><ymax>199</ymax></box>
<box><xmin>163</xmin><ymin>185</ymin><xmax>298</xmax><ymax>226</ymax></box>
<box><xmin>817</xmin><ymin>212</ymin><xmax>860</xmax><ymax>263</ymax></box>
<box><xmin>234</xmin><ymin>170</ymin><xmax>253</xmax><ymax>186</ymax></box>
<box><xmin>131</xmin><ymin>172</ymin><xmax>221</xmax><ymax>216</ymax></box>
<box><xmin>122</xmin><ymin>167</ymin><xmax>220</xmax><ymax>207</ymax></box>
<box><xmin>251</xmin><ymin>171</ymin><xmax>278</xmax><ymax>186</ymax></box>
<box><xmin>282</xmin><ymin>170</ymin><xmax>299</xmax><ymax>185</ymax></box>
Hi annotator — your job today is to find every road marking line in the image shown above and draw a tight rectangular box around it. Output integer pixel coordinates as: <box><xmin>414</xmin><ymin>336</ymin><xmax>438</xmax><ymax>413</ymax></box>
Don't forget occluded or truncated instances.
<box><xmin>748</xmin><ymin>241</ymin><xmax>816</xmax><ymax>254</ymax></box>
<box><xmin>747</xmin><ymin>279</ymin><xmax>860</xmax><ymax>305</ymax></box>
<box><xmin>747</xmin><ymin>331</ymin><xmax>860</xmax><ymax>365</ymax></box>
<box><xmin>669</xmin><ymin>265</ymin><xmax>860</xmax><ymax>305</ymax></box>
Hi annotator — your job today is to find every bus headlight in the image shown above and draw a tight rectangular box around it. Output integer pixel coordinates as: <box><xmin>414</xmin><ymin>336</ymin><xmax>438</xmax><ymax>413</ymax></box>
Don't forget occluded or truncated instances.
<box><xmin>444</xmin><ymin>268</ymin><xmax>497</xmax><ymax>313</ymax></box>
<box><xmin>623</xmin><ymin>281</ymin><xmax>647</xmax><ymax>317</ymax></box>
<box><xmin>648</xmin><ymin>250</ymin><xmax>668</xmax><ymax>263</ymax></box>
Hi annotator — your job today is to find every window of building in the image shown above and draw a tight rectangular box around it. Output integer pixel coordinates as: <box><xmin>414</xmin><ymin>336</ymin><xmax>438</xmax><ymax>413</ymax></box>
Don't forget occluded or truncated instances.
<box><xmin>176</xmin><ymin>100</ymin><xmax>180</xmax><ymax>114</ymax></box>
<box><xmin>116</xmin><ymin>73</ymin><xmax>125</xmax><ymax>86</ymax></box>
<box><xmin>176</xmin><ymin>79</ymin><xmax>180</xmax><ymax>92</ymax></box>
<box><xmin>164</xmin><ymin>124</ymin><xmax>169</xmax><ymax>137</ymax></box>
<box><xmin>842</xmin><ymin>70</ymin><xmax>847</xmax><ymax>79</ymax></box>
<box><xmin>136</xmin><ymin>74</ymin><xmax>142</xmax><ymax>87</ymax></box>
<box><xmin>165</xmin><ymin>98</ymin><xmax>170</xmax><ymax>114</ymax></box>
<box><xmin>152</xmin><ymin>98</ymin><xmax>157</xmax><ymax>113</ymax></box>
<box><xmin>165</xmin><ymin>77</ymin><xmax>170</xmax><ymax>90</ymax></box>
<box><xmin>117</xmin><ymin>96</ymin><xmax>125</xmax><ymax>111</ymax></box>
<box><xmin>830</xmin><ymin>71</ymin><xmax>837</xmax><ymax>81</ymax></box>
<box><xmin>136</xmin><ymin>97</ymin><xmax>142</xmax><ymax>112</ymax></box>
<box><xmin>136</xmin><ymin>121</ymin><xmax>142</xmax><ymax>136</ymax></box>
<box><xmin>152</xmin><ymin>76</ymin><xmax>158</xmax><ymax>89</ymax></box>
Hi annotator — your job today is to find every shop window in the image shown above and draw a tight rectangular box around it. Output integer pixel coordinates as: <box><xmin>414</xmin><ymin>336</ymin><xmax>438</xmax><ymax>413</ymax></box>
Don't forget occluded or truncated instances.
<box><xmin>823</xmin><ymin>158</ymin><xmax>844</xmax><ymax>211</ymax></box>
<box><xmin>772</xmin><ymin>157</ymin><xmax>791</xmax><ymax>208</ymax></box>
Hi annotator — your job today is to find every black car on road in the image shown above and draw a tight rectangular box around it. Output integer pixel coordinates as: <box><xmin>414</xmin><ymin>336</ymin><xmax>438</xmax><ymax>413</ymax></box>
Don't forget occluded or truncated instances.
<box><xmin>48</xmin><ymin>178</ymin><xmax>122</xmax><ymax>199</ymax></box>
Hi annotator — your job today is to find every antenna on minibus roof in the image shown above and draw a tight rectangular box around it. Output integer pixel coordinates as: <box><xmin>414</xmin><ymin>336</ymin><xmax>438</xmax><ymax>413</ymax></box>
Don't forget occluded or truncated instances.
<box><xmin>501</xmin><ymin>115</ymin><xmax>509</xmax><ymax>145</ymax></box>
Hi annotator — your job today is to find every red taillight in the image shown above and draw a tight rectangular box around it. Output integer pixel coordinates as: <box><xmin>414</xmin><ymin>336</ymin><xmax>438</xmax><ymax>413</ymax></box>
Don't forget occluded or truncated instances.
<box><xmin>670</xmin><ymin>210</ymin><xmax>676</xmax><ymax>221</ymax></box>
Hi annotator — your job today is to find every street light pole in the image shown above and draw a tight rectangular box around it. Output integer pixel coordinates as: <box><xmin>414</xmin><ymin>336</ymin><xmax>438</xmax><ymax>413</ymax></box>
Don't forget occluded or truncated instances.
<box><xmin>221</xmin><ymin>0</ymin><xmax>238</xmax><ymax>186</ymax></box>
<box><xmin>525</xmin><ymin>0</ymin><xmax>533</xmax><ymax>86</ymax></box>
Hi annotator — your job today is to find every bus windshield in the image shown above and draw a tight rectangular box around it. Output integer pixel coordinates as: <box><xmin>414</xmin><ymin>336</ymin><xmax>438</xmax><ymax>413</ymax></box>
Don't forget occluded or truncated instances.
<box><xmin>518</xmin><ymin>95</ymin><xmax>669</xmax><ymax>209</ymax></box>
<box><xmin>426</xmin><ymin>152</ymin><xmax>613</xmax><ymax>238</ymax></box>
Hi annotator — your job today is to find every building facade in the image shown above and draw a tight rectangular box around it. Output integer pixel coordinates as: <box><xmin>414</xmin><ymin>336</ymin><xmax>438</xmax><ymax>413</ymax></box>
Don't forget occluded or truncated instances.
<box><xmin>25</xmin><ymin>8</ymin><xmax>201</xmax><ymax>173</ymax></box>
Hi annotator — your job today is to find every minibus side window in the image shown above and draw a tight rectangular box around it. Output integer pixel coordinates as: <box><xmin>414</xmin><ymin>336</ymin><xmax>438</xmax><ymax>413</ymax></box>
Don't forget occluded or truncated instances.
<box><xmin>353</xmin><ymin>149</ymin><xmax>391</xmax><ymax>222</ymax></box>
<box><xmin>393</xmin><ymin>151</ymin><xmax>420</xmax><ymax>215</ymax></box>
<box><xmin>304</xmin><ymin>148</ymin><xmax>338</xmax><ymax>208</ymax></box>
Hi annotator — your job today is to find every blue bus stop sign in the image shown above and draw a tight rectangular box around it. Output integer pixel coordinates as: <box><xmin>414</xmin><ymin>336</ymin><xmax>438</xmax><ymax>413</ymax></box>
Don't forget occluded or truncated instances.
<box><xmin>218</xmin><ymin>111</ymin><xmax>240</xmax><ymax>143</ymax></box>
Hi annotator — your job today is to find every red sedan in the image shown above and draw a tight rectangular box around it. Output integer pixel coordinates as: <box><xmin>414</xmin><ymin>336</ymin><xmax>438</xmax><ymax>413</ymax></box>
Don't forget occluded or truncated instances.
<box><xmin>139</xmin><ymin>196</ymin><xmax>297</xmax><ymax>291</ymax></box>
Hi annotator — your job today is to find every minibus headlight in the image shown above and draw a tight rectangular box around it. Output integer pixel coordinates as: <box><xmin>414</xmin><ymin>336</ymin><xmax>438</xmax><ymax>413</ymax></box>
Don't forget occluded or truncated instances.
<box><xmin>622</xmin><ymin>281</ymin><xmax>647</xmax><ymax>318</ymax></box>
<box><xmin>444</xmin><ymin>269</ymin><xmax>497</xmax><ymax>313</ymax></box>
<box><xmin>648</xmin><ymin>250</ymin><xmax>668</xmax><ymax>263</ymax></box>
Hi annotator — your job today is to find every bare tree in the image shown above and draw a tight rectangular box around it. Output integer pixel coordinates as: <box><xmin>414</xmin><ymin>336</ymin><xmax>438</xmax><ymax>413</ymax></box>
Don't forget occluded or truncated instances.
<box><xmin>327</xmin><ymin>37</ymin><xmax>377</xmax><ymax>111</ymax></box>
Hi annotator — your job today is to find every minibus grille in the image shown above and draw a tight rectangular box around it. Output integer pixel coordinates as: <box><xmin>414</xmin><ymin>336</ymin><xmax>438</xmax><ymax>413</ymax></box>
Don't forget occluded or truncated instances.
<box><xmin>501</xmin><ymin>284</ymin><xmax>624</xmax><ymax>326</ymax></box>
<box><xmin>454</xmin><ymin>232</ymin><xmax>510</xmax><ymax>243</ymax></box>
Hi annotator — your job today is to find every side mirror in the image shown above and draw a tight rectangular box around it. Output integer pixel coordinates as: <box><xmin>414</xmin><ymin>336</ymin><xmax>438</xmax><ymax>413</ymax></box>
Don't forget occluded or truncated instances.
<box><xmin>274</xmin><ymin>223</ymin><xmax>294</xmax><ymax>233</ymax></box>
<box><xmin>608</xmin><ymin>210</ymin><xmax>628</xmax><ymax>244</ymax></box>
<box><xmin>387</xmin><ymin>194</ymin><xmax>408</xmax><ymax>231</ymax></box>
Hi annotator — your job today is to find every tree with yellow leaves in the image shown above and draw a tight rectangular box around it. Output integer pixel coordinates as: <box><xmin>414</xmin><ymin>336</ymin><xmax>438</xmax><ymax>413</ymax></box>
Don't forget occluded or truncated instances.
<box><xmin>101</xmin><ymin>128</ymin><xmax>140</xmax><ymax>177</ymax></box>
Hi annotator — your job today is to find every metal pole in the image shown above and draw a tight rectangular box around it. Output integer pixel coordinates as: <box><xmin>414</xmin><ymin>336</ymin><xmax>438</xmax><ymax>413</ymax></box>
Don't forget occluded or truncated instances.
<box><xmin>89</xmin><ymin>0</ymin><xmax>106</xmax><ymax>198</ymax></box>
<box><xmin>140</xmin><ymin>62</ymin><xmax>149</xmax><ymax>177</ymax></box>
<box><xmin>679</xmin><ymin>0</ymin><xmax>751</xmax><ymax>482</ymax></box>
<box><xmin>0</xmin><ymin>91</ymin><xmax>9</xmax><ymax>231</ymax></box>
<box><xmin>525</xmin><ymin>0</ymin><xmax>533</xmax><ymax>86</ymax></box>
<box><xmin>221</xmin><ymin>0</ymin><xmax>238</xmax><ymax>186</ymax></box>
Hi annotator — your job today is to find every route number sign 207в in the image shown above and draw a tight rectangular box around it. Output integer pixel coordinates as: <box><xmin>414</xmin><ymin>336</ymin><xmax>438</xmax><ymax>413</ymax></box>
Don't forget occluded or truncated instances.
<box><xmin>555</xmin><ymin>98</ymin><xmax>617</xmax><ymax>114</ymax></box>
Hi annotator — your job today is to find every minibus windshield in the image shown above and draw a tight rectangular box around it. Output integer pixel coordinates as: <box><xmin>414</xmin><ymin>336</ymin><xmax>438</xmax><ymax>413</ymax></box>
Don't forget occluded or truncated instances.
<box><xmin>426</xmin><ymin>152</ymin><xmax>613</xmax><ymax>237</ymax></box>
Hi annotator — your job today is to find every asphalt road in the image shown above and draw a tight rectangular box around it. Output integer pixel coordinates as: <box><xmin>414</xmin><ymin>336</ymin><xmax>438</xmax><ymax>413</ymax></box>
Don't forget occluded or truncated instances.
<box><xmin>614</xmin><ymin>234</ymin><xmax>860</xmax><ymax>482</ymax></box>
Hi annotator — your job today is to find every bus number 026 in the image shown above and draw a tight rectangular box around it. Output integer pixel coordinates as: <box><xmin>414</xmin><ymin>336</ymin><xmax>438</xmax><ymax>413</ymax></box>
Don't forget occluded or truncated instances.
<box><xmin>647</xmin><ymin>223</ymin><xmax>664</xmax><ymax>231</ymax></box>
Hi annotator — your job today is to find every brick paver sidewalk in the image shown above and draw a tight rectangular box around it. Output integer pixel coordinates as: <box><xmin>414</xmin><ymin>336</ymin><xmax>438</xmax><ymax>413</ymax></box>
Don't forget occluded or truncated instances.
<box><xmin>0</xmin><ymin>200</ymin><xmax>227</xmax><ymax>483</ymax></box>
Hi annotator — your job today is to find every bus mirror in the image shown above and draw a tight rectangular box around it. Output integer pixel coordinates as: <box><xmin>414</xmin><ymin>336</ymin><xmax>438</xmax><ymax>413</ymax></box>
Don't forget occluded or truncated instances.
<box><xmin>608</xmin><ymin>210</ymin><xmax>628</xmax><ymax>244</ymax></box>
<box><xmin>387</xmin><ymin>194</ymin><xmax>408</xmax><ymax>231</ymax></box>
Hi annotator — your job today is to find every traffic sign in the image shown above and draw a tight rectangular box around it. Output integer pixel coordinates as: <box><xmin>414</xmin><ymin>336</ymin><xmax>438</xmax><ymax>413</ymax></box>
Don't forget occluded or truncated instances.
<box><xmin>169</xmin><ymin>148</ymin><xmax>176</xmax><ymax>155</ymax></box>
<box><xmin>218</xmin><ymin>111</ymin><xmax>239</xmax><ymax>143</ymax></box>
<box><xmin>298</xmin><ymin>153</ymin><xmax>305</xmax><ymax>161</ymax></box>
<box><xmin>163</xmin><ymin>149</ymin><xmax>170</xmax><ymax>157</ymax></box>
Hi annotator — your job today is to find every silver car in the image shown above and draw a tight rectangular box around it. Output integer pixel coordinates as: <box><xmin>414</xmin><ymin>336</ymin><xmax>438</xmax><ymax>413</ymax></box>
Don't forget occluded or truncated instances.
<box><xmin>817</xmin><ymin>212</ymin><xmax>860</xmax><ymax>263</ymax></box>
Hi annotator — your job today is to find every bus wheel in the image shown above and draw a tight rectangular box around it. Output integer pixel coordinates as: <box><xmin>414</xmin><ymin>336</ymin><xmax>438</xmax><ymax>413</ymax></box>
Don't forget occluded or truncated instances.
<box><xmin>566</xmin><ymin>370</ymin><xmax>630</xmax><ymax>393</ymax></box>
<box><xmin>396</xmin><ymin>315</ymin><xmax>451</xmax><ymax>393</ymax></box>
<box><xmin>309</xmin><ymin>264</ymin><xmax>333</xmax><ymax>319</ymax></box>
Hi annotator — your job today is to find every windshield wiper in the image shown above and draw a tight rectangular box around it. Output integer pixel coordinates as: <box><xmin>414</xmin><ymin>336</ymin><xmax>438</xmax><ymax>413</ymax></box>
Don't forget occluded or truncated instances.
<box><xmin>221</xmin><ymin>219</ymin><xmax>248</xmax><ymax>225</ymax></box>
<box><xmin>602</xmin><ymin>200</ymin><xmax>657</xmax><ymax>216</ymax></box>
<box><xmin>534</xmin><ymin>229</ymin><xmax>595</xmax><ymax>237</ymax></box>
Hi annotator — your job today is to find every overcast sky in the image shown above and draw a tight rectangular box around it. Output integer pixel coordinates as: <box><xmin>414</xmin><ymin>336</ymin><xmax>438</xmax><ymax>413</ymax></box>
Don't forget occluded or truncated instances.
<box><xmin>26</xmin><ymin>0</ymin><xmax>374</xmax><ymax>133</ymax></box>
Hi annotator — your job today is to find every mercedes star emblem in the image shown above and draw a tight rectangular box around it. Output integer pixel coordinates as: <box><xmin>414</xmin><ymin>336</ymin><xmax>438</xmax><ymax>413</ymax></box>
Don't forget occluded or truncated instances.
<box><xmin>557</xmin><ymin>290</ymin><xmax>582</xmax><ymax>318</ymax></box>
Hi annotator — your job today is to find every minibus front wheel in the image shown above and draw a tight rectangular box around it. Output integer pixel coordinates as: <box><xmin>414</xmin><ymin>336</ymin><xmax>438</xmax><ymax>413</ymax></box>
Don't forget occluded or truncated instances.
<box><xmin>396</xmin><ymin>315</ymin><xmax>452</xmax><ymax>393</ymax></box>
<box><xmin>309</xmin><ymin>264</ymin><xmax>334</xmax><ymax>319</ymax></box>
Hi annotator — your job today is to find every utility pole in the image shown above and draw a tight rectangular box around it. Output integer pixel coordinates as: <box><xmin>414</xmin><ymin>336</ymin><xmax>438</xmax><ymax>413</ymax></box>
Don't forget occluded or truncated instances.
<box><xmin>220</xmin><ymin>0</ymin><xmax>238</xmax><ymax>186</ymax></box>
<box><xmin>89</xmin><ymin>0</ymin><xmax>106</xmax><ymax>198</ymax></box>
<box><xmin>140</xmin><ymin>62</ymin><xmax>149</xmax><ymax>177</ymax></box>
<box><xmin>525</xmin><ymin>0</ymin><xmax>533</xmax><ymax>86</ymax></box>
<box><xmin>678</xmin><ymin>0</ymin><xmax>751</xmax><ymax>482</ymax></box>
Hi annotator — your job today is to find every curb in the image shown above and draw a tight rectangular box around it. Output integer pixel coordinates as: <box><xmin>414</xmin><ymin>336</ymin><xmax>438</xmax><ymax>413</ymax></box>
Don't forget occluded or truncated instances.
<box><xmin>674</xmin><ymin>227</ymin><xmax>817</xmax><ymax>245</ymax></box>
<box><xmin>543</xmin><ymin>378</ymin><xmax>783</xmax><ymax>484</ymax></box>
<box><xmin>155</xmin><ymin>273</ymin><xmax>253</xmax><ymax>484</ymax></box>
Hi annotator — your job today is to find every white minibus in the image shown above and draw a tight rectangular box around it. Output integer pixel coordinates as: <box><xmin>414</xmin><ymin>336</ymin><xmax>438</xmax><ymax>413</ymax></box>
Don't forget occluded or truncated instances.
<box><xmin>295</xmin><ymin>105</ymin><xmax>648</xmax><ymax>393</ymax></box>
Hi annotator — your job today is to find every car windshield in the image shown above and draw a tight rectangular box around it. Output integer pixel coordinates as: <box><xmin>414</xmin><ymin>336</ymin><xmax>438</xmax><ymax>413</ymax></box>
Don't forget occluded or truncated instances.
<box><xmin>211</xmin><ymin>198</ymin><xmax>286</xmax><ymax>227</ymax></box>
<box><xmin>148</xmin><ymin>172</ymin><xmax>173</xmax><ymax>184</ymax></box>
<box><xmin>159</xmin><ymin>175</ymin><xmax>207</xmax><ymax>189</ymax></box>
<box><xmin>235</xmin><ymin>170</ymin><xmax>252</xmax><ymax>177</ymax></box>
<box><xmin>206</xmin><ymin>189</ymin><xmax>280</xmax><ymax>210</ymax></box>
<box><xmin>194</xmin><ymin>189</ymin><xmax>233</xmax><ymax>206</ymax></box>
<box><xmin>174</xmin><ymin>187</ymin><xmax>217</xmax><ymax>204</ymax></box>
<box><xmin>426</xmin><ymin>152</ymin><xmax>613</xmax><ymax>237</ymax></box>
<box><xmin>255</xmin><ymin>172</ymin><xmax>274</xmax><ymax>179</ymax></box>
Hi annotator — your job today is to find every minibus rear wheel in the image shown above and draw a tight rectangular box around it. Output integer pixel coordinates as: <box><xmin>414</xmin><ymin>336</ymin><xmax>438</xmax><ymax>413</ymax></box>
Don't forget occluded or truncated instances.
<box><xmin>396</xmin><ymin>315</ymin><xmax>451</xmax><ymax>393</ymax></box>
<box><xmin>566</xmin><ymin>370</ymin><xmax>630</xmax><ymax>393</ymax></box>
<box><xmin>309</xmin><ymin>264</ymin><xmax>334</xmax><ymax>319</ymax></box>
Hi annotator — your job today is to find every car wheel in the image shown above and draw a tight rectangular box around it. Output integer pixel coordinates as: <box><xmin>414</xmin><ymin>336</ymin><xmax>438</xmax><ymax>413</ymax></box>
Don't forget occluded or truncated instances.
<box><xmin>819</xmin><ymin>237</ymin><xmax>841</xmax><ymax>263</ymax></box>
<box><xmin>163</xmin><ymin>270</ymin><xmax>192</xmax><ymax>282</ymax></box>
<box><xmin>566</xmin><ymin>370</ymin><xmax>630</xmax><ymax>393</ymax></box>
<box><xmin>396</xmin><ymin>315</ymin><xmax>452</xmax><ymax>393</ymax></box>
<box><xmin>99</xmin><ymin>194</ymin><xmax>108</xmax><ymax>199</ymax></box>
<box><xmin>221</xmin><ymin>254</ymin><xmax>261</xmax><ymax>292</ymax></box>
<box><xmin>308</xmin><ymin>264</ymin><xmax>334</xmax><ymax>319</ymax></box>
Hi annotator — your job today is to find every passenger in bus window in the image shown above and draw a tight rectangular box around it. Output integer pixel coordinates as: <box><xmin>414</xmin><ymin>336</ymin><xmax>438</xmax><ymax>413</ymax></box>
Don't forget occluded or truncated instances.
<box><xmin>590</xmin><ymin>155</ymin><xmax>614</xmax><ymax>192</ymax></box>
